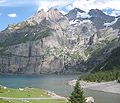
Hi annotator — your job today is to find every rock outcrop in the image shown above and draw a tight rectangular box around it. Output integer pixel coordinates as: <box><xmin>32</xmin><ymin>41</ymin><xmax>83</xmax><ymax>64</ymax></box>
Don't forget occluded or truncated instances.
<box><xmin>0</xmin><ymin>8</ymin><xmax>120</xmax><ymax>74</ymax></box>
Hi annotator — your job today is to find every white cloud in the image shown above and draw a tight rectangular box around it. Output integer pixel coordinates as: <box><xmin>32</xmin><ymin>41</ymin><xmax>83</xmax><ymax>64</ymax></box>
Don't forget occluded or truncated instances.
<box><xmin>0</xmin><ymin>0</ymin><xmax>6</xmax><ymax>3</ymax></box>
<box><xmin>0</xmin><ymin>0</ymin><xmax>120</xmax><ymax>16</ymax></box>
<box><xmin>0</xmin><ymin>0</ymin><xmax>38</xmax><ymax>7</ymax></box>
<box><xmin>65</xmin><ymin>0</ymin><xmax>120</xmax><ymax>16</ymax></box>
<box><xmin>37</xmin><ymin>0</ymin><xmax>73</xmax><ymax>12</ymax></box>
<box><xmin>110</xmin><ymin>10</ymin><xmax>120</xmax><ymax>16</ymax></box>
<box><xmin>68</xmin><ymin>0</ymin><xmax>120</xmax><ymax>12</ymax></box>
<box><xmin>8</xmin><ymin>13</ymin><xmax>17</xmax><ymax>18</ymax></box>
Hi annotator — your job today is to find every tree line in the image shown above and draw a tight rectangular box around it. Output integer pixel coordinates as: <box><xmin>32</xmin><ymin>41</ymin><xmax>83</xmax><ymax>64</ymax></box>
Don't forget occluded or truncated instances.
<box><xmin>80</xmin><ymin>69</ymin><xmax>120</xmax><ymax>83</ymax></box>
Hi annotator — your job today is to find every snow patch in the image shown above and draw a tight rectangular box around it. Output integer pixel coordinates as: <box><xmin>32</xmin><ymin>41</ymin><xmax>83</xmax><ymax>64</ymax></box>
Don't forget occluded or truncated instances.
<box><xmin>104</xmin><ymin>18</ymin><xmax>118</xmax><ymax>26</ymax></box>
<box><xmin>33</xmin><ymin>33</ymin><xmax>36</xmax><ymax>35</ymax></box>
<box><xmin>77</xmin><ymin>12</ymin><xmax>91</xmax><ymax>18</ymax></box>
<box><xmin>24</xmin><ymin>34</ymin><xmax>28</xmax><ymax>37</ymax></box>
<box><xmin>80</xmin><ymin>20</ymin><xmax>92</xmax><ymax>24</ymax></box>
<box><xmin>70</xmin><ymin>19</ymin><xmax>92</xmax><ymax>26</ymax></box>
<box><xmin>69</xmin><ymin>19</ymin><xmax>79</xmax><ymax>25</ymax></box>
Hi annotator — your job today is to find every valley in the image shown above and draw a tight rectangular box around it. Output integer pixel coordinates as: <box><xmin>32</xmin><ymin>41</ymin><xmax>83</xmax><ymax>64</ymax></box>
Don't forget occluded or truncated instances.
<box><xmin>0</xmin><ymin>2</ymin><xmax>120</xmax><ymax>103</ymax></box>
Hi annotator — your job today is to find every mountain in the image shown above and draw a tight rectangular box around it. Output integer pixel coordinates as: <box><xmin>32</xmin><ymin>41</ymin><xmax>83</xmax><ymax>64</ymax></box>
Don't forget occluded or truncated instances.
<box><xmin>88</xmin><ymin>9</ymin><xmax>115</xmax><ymax>29</ymax></box>
<box><xmin>0</xmin><ymin>8</ymin><xmax>120</xmax><ymax>74</ymax></box>
<box><xmin>66</xmin><ymin>8</ymin><xmax>85</xmax><ymax>20</ymax></box>
<box><xmin>92</xmin><ymin>46</ymin><xmax>120</xmax><ymax>72</ymax></box>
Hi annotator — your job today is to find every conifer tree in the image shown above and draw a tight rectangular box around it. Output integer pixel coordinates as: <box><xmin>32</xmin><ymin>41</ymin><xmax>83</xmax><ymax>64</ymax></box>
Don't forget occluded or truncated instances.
<box><xmin>69</xmin><ymin>80</ymin><xmax>86</xmax><ymax>103</ymax></box>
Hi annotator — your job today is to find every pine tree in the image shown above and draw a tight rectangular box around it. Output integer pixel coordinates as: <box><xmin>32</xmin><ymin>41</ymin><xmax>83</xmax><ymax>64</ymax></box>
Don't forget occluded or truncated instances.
<box><xmin>68</xmin><ymin>80</ymin><xmax>86</xmax><ymax>103</ymax></box>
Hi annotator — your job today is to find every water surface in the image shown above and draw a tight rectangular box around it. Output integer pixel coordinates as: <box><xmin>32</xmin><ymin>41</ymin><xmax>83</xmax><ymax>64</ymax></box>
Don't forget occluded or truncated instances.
<box><xmin>0</xmin><ymin>74</ymin><xmax>120</xmax><ymax>103</ymax></box>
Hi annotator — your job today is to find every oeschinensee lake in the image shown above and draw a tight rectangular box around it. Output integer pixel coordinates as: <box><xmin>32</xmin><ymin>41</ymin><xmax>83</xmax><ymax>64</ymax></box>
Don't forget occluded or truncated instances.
<box><xmin>0</xmin><ymin>74</ymin><xmax>120</xmax><ymax>103</ymax></box>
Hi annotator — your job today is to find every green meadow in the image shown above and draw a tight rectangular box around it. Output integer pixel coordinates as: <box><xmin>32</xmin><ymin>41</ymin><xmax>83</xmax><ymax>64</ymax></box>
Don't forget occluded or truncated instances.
<box><xmin>0</xmin><ymin>86</ymin><xmax>67</xmax><ymax>103</ymax></box>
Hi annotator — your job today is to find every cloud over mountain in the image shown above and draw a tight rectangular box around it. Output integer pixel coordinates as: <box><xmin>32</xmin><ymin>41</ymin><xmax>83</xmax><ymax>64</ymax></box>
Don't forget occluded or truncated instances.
<box><xmin>0</xmin><ymin>0</ymin><xmax>120</xmax><ymax>16</ymax></box>
<box><xmin>37</xmin><ymin>0</ymin><xmax>120</xmax><ymax>16</ymax></box>
<box><xmin>69</xmin><ymin>0</ymin><xmax>120</xmax><ymax>12</ymax></box>
<box><xmin>37</xmin><ymin>0</ymin><xmax>73</xmax><ymax>12</ymax></box>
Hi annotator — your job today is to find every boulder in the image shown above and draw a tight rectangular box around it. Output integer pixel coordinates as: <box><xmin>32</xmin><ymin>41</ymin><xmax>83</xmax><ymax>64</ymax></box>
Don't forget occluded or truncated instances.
<box><xmin>86</xmin><ymin>97</ymin><xmax>95</xmax><ymax>103</ymax></box>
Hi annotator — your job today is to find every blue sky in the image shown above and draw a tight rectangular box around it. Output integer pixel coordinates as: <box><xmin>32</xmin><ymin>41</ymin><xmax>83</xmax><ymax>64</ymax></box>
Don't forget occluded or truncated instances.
<box><xmin>0</xmin><ymin>0</ymin><xmax>120</xmax><ymax>31</ymax></box>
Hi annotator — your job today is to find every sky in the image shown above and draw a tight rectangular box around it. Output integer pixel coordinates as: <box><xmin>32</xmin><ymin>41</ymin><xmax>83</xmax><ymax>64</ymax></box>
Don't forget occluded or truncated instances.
<box><xmin>0</xmin><ymin>0</ymin><xmax>120</xmax><ymax>31</ymax></box>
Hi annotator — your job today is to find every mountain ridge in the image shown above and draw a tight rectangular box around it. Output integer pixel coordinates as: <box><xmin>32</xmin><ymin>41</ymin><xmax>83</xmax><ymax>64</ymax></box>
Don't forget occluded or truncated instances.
<box><xmin>0</xmin><ymin>8</ymin><xmax>120</xmax><ymax>74</ymax></box>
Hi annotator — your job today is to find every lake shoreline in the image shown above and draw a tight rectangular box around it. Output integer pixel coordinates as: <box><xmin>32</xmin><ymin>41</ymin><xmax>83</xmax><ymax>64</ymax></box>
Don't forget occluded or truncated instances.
<box><xmin>68</xmin><ymin>80</ymin><xmax>120</xmax><ymax>94</ymax></box>
<box><xmin>0</xmin><ymin>75</ymin><xmax>120</xmax><ymax>103</ymax></box>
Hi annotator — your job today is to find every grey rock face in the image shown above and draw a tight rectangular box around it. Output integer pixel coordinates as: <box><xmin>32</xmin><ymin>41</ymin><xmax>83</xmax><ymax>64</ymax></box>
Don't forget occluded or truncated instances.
<box><xmin>0</xmin><ymin>8</ymin><xmax>120</xmax><ymax>74</ymax></box>
<box><xmin>112</xmin><ymin>18</ymin><xmax>120</xmax><ymax>29</ymax></box>
<box><xmin>66</xmin><ymin>8</ymin><xmax>85</xmax><ymax>20</ymax></box>
<box><xmin>89</xmin><ymin>9</ymin><xmax>115</xmax><ymax>29</ymax></box>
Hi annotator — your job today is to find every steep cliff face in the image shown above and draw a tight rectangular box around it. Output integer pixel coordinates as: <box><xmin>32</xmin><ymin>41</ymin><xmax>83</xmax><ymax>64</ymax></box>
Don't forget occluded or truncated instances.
<box><xmin>0</xmin><ymin>8</ymin><xmax>120</xmax><ymax>74</ymax></box>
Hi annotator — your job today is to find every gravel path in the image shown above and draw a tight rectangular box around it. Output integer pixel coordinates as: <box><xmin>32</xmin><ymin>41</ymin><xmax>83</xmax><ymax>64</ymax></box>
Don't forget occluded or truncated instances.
<box><xmin>68</xmin><ymin>80</ymin><xmax>120</xmax><ymax>94</ymax></box>
<box><xmin>0</xmin><ymin>97</ymin><xmax>66</xmax><ymax>100</ymax></box>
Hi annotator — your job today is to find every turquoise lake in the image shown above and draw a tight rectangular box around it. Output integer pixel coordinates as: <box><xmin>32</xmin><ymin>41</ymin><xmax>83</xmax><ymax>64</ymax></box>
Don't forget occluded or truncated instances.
<box><xmin>0</xmin><ymin>74</ymin><xmax>120</xmax><ymax>103</ymax></box>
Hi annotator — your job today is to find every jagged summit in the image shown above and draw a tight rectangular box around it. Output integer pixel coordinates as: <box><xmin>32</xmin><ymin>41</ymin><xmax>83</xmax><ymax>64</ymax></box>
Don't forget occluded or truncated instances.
<box><xmin>66</xmin><ymin>8</ymin><xmax>85</xmax><ymax>20</ymax></box>
<box><xmin>73</xmin><ymin>8</ymin><xmax>85</xmax><ymax>13</ymax></box>
<box><xmin>37</xmin><ymin>8</ymin><xmax>59</xmax><ymax>13</ymax></box>
<box><xmin>27</xmin><ymin>8</ymin><xmax>65</xmax><ymax>25</ymax></box>
<box><xmin>87</xmin><ymin>9</ymin><xmax>115</xmax><ymax>29</ymax></box>
<box><xmin>88</xmin><ymin>9</ymin><xmax>106</xmax><ymax>17</ymax></box>
<box><xmin>47</xmin><ymin>8</ymin><xmax>58</xmax><ymax>12</ymax></box>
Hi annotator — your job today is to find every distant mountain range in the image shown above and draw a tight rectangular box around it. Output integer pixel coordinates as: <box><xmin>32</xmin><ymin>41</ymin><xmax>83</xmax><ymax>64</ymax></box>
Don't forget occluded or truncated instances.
<box><xmin>0</xmin><ymin>8</ymin><xmax>120</xmax><ymax>74</ymax></box>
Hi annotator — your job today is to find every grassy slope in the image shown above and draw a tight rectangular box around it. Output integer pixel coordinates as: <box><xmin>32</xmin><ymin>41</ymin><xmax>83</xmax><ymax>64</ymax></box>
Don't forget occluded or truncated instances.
<box><xmin>0</xmin><ymin>99</ymin><xmax>10</xmax><ymax>103</ymax></box>
<box><xmin>0</xmin><ymin>87</ymin><xmax>49</xmax><ymax>98</ymax></box>
<box><xmin>0</xmin><ymin>87</ymin><xmax>67</xmax><ymax>103</ymax></box>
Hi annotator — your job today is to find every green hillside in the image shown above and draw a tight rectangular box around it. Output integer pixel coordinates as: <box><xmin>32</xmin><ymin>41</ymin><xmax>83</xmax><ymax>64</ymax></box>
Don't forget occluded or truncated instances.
<box><xmin>93</xmin><ymin>46</ymin><xmax>120</xmax><ymax>72</ymax></box>
<box><xmin>80</xmin><ymin>46</ymin><xmax>120</xmax><ymax>82</ymax></box>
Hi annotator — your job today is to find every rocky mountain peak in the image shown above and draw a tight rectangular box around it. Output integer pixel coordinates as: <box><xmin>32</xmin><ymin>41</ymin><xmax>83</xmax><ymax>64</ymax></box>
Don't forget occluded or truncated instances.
<box><xmin>46</xmin><ymin>8</ymin><xmax>63</xmax><ymax>20</ymax></box>
<box><xmin>88</xmin><ymin>9</ymin><xmax>115</xmax><ymax>29</ymax></box>
<box><xmin>66</xmin><ymin>8</ymin><xmax>85</xmax><ymax>20</ymax></box>
<box><xmin>37</xmin><ymin>9</ymin><xmax>44</xmax><ymax>13</ymax></box>
<box><xmin>27</xmin><ymin>8</ymin><xmax>64</xmax><ymax>25</ymax></box>
<box><xmin>0</xmin><ymin>8</ymin><xmax>120</xmax><ymax>74</ymax></box>
<box><xmin>27</xmin><ymin>9</ymin><xmax>46</xmax><ymax>25</ymax></box>
<box><xmin>88</xmin><ymin>9</ymin><xmax>106</xmax><ymax>17</ymax></box>
<box><xmin>73</xmin><ymin>8</ymin><xmax>85</xmax><ymax>13</ymax></box>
